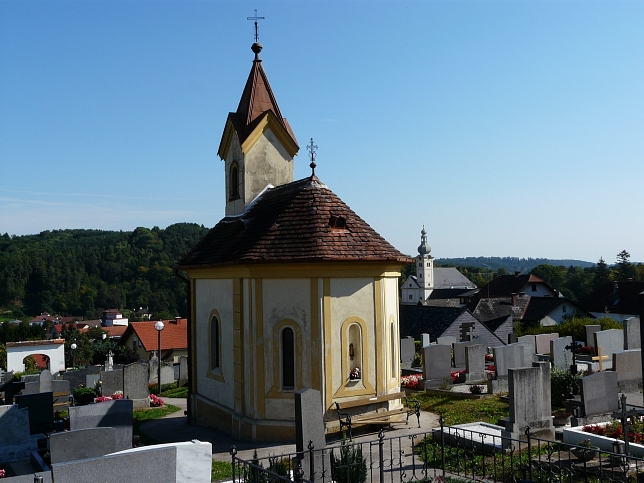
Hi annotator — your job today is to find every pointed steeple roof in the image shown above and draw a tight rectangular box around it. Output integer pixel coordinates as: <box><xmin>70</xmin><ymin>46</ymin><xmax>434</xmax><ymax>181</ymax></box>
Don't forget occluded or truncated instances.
<box><xmin>218</xmin><ymin>43</ymin><xmax>299</xmax><ymax>159</ymax></box>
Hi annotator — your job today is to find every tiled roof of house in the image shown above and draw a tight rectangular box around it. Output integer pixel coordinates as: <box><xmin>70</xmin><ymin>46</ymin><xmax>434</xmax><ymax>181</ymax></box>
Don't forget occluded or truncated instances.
<box><xmin>476</xmin><ymin>273</ymin><xmax>555</xmax><ymax>298</ymax></box>
<box><xmin>120</xmin><ymin>320</ymin><xmax>187</xmax><ymax>352</ymax></box>
<box><xmin>481</xmin><ymin>314</ymin><xmax>513</xmax><ymax>333</ymax></box>
<box><xmin>578</xmin><ymin>280</ymin><xmax>644</xmax><ymax>317</ymax></box>
<box><xmin>399</xmin><ymin>305</ymin><xmax>469</xmax><ymax>341</ymax></box>
<box><xmin>433</xmin><ymin>268</ymin><xmax>477</xmax><ymax>289</ymax></box>
<box><xmin>469</xmin><ymin>296</ymin><xmax>530</xmax><ymax>322</ymax></box>
<box><xmin>180</xmin><ymin>176</ymin><xmax>411</xmax><ymax>268</ymax></box>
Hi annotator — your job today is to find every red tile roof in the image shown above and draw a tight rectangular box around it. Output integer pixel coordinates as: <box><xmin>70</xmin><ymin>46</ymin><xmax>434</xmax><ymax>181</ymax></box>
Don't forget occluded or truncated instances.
<box><xmin>120</xmin><ymin>320</ymin><xmax>188</xmax><ymax>352</ymax></box>
<box><xmin>476</xmin><ymin>274</ymin><xmax>555</xmax><ymax>298</ymax></box>
<box><xmin>180</xmin><ymin>176</ymin><xmax>411</xmax><ymax>269</ymax></box>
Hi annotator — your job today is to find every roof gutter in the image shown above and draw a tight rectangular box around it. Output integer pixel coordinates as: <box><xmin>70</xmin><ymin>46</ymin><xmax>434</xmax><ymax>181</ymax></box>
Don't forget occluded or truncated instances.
<box><xmin>174</xmin><ymin>267</ymin><xmax>192</xmax><ymax>423</ymax></box>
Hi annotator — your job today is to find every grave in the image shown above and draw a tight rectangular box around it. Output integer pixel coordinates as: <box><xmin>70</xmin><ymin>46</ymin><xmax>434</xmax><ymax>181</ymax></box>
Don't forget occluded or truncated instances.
<box><xmin>61</xmin><ymin>368</ymin><xmax>91</xmax><ymax>390</ymax></box>
<box><xmin>0</xmin><ymin>379</ymin><xmax>25</xmax><ymax>404</ymax></box>
<box><xmin>39</xmin><ymin>369</ymin><xmax>52</xmax><ymax>393</ymax></box>
<box><xmin>421</xmin><ymin>333</ymin><xmax>430</xmax><ymax>348</ymax></box>
<box><xmin>594</xmin><ymin>329</ymin><xmax>625</xmax><ymax>369</ymax></box>
<box><xmin>585</xmin><ymin>324</ymin><xmax>601</xmax><ymax>348</ymax></box>
<box><xmin>49</xmin><ymin>427</ymin><xmax>117</xmax><ymax>464</ymax></box>
<box><xmin>51</xmin><ymin>445</ymin><xmax>176</xmax><ymax>483</ymax></box>
<box><xmin>453</xmin><ymin>341</ymin><xmax>476</xmax><ymax>367</ymax></box>
<box><xmin>507</xmin><ymin>333</ymin><xmax>518</xmax><ymax>344</ymax></box>
<box><xmin>535</xmin><ymin>333</ymin><xmax>559</xmax><ymax>354</ymax></box>
<box><xmin>161</xmin><ymin>365</ymin><xmax>175</xmax><ymax>385</ymax></box>
<box><xmin>15</xmin><ymin>392</ymin><xmax>53</xmax><ymax>434</ymax></box>
<box><xmin>52</xmin><ymin>379</ymin><xmax>71</xmax><ymax>413</ymax></box>
<box><xmin>624</xmin><ymin>317</ymin><xmax>641</xmax><ymax>350</ymax></box>
<box><xmin>149</xmin><ymin>356</ymin><xmax>159</xmax><ymax>384</ymax></box>
<box><xmin>21</xmin><ymin>380</ymin><xmax>40</xmax><ymax>394</ymax></box>
<box><xmin>0</xmin><ymin>404</ymin><xmax>36</xmax><ymax>462</ymax></box>
<box><xmin>550</xmin><ymin>336</ymin><xmax>573</xmax><ymax>370</ymax></box>
<box><xmin>85</xmin><ymin>373</ymin><xmax>100</xmax><ymax>390</ymax></box>
<box><xmin>501</xmin><ymin>362</ymin><xmax>553</xmax><ymax>441</ymax></box>
<box><xmin>100</xmin><ymin>369</ymin><xmax>123</xmax><ymax>397</ymax></box>
<box><xmin>178</xmin><ymin>356</ymin><xmax>188</xmax><ymax>384</ymax></box>
<box><xmin>422</xmin><ymin>344</ymin><xmax>452</xmax><ymax>387</ymax></box>
<box><xmin>492</xmin><ymin>343</ymin><xmax>532</xmax><ymax>377</ymax></box>
<box><xmin>436</xmin><ymin>336</ymin><xmax>456</xmax><ymax>346</ymax></box>
<box><xmin>573</xmin><ymin>371</ymin><xmax>619</xmax><ymax>425</ymax></box>
<box><xmin>295</xmin><ymin>389</ymin><xmax>326</xmax><ymax>482</ymax></box>
<box><xmin>123</xmin><ymin>363</ymin><xmax>149</xmax><ymax>409</ymax></box>
<box><xmin>433</xmin><ymin>421</ymin><xmax>506</xmax><ymax>453</ymax></box>
<box><xmin>69</xmin><ymin>398</ymin><xmax>133</xmax><ymax>452</ymax></box>
<box><xmin>465</xmin><ymin>344</ymin><xmax>486</xmax><ymax>384</ymax></box>
<box><xmin>516</xmin><ymin>335</ymin><xmax>536</xmax><ymax>354</ymax></box>
<box><xmin>400</xmin><ymin>337</ymin><xmax>416</xmax><ymax>369</ymax></box>
<box><xmin>613</xmin><ymin>349</ymin><xmax>642</xmax><ymax>392</ymax></box>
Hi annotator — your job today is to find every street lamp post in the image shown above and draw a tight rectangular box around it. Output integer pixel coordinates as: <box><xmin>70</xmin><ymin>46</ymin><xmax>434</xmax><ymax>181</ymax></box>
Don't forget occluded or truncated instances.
<box><xmin>70</xmin><ymin>343</ymin><xmax>77</xmax><ymax>369</ymax></box>
<box><xmin>154</xmin><ymin>321</ymin><xmax>164</xmax><ymax>394</ymax></box>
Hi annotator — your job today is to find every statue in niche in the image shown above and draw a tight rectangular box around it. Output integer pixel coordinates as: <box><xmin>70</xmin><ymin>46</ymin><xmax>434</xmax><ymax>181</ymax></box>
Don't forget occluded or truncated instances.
<box><xmin>349</xmin><ymin>343</ymin><xmax>355</xmax><ymax>361</ymax></box>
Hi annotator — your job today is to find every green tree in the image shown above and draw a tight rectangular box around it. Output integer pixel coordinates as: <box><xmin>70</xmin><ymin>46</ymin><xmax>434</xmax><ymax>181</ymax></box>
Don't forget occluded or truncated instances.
<box><xmin>593</xmin><ymin>257</ymin><xmax>611</xmax><ymax>290</ymax></box>
<box><xmin>0</xmin><ymin>343</ymin><xmax>6</xmax><ymax>370</ymax></box>
<box><xmin>23</xmin><ymin>355</ymin><xmax>37</xmax><ymax>372</ymax></box>
<box><xmin>616</xmin><ymin>250</ymin><xmax>635</xmax><ymax>280</ymax></box>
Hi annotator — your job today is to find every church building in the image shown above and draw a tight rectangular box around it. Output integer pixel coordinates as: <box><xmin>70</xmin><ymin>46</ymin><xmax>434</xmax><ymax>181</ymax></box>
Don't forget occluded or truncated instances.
<box><xmin>179</xmin><ymin>41</ymin><xmax>410</xmax><ymax>442</ymax></box>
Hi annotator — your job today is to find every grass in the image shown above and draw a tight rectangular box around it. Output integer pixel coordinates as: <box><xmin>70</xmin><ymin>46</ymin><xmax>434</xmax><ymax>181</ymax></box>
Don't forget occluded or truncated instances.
<box><xmin>410</xmin><ymin>393</ymin><xmax>509</xmax><ymax>426</ymax></box>
<box><xmin>211</xmin><ymin>460</ymin><xmax>233</xmax><ymax>482</ymax></box>
<box><xmin>132</xmin><ymin>403</ymin><xmax>181</xmax><ymax>446</ymax></box>
<box><xmin>160</xmin><ymin>385</ymin><xmax>188</xmax><ymax>398</ymax></box>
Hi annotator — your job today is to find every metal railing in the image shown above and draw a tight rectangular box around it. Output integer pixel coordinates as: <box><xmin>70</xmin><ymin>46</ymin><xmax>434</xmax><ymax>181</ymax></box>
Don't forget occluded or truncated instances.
<box><xmin>230</xmin><ymin>419</ymin><xmax>644</xmax><ymax>483</ymax></box>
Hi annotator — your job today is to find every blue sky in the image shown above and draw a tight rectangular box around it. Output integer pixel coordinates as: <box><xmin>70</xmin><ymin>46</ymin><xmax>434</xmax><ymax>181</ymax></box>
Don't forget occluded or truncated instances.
<box><xmin>1</xmin><ymin>1</ymin><xmax>643</xmax><ymax>262</ymax></box>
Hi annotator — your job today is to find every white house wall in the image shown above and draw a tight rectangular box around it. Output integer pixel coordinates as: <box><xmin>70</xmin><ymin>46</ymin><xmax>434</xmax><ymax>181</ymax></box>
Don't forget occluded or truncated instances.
<box><xmin>7</xmin><ymin>342</ymin><xmax>65</xmax><ymax>374</ymax></box>
<box><xmin>194</xmin><ymin>278</ymin><xmax>235</xmax><ymax>410</ymax></box>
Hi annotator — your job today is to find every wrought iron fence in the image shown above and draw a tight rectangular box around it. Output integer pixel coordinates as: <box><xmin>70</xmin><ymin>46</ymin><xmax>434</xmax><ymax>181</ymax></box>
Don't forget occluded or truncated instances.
<box><xmin>230</xmin><ymin>419</ymin><xmax>644</xmax><ymax>483</ymax></box>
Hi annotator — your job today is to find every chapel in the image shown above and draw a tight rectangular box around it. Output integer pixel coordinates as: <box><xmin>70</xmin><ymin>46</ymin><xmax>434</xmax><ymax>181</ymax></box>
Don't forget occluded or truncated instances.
<box><xmin>179</xmin><ymin>41</ymin><xmax>410</xmax><ymax>442</ymax></box>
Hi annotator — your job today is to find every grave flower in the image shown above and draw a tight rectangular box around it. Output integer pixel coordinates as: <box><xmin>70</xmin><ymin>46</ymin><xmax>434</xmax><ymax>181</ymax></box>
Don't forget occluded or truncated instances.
<box><xmin>148</xmin><ymin>393</ymin><xmax>164</xmax><ymax>407</ymax></box>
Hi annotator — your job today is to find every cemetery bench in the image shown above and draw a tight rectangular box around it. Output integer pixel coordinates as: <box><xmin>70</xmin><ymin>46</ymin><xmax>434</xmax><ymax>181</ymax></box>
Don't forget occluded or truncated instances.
<box><xmin>335</xmin><ymin>391</ymin><xmax>421</xmax><ymax>440</ymax></box>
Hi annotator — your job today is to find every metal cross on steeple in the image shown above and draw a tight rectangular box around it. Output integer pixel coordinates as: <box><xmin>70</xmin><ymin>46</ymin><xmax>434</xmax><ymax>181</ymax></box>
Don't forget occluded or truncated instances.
<box><xmin>307</xmin><ymin>138</ymin><xmax>318</xmax><ymax>176</ymax></box>
<box><xmin>247</xmin><ymin>9</ymin><xmax>265</xmax><ymax>42</ymax></box>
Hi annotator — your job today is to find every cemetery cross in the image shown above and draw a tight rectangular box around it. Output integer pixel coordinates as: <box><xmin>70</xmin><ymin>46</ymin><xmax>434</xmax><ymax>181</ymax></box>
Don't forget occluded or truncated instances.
<box><xmin>592</xmin><ymin>346</ymin><xmax>610</xmax><ymax>372</ymax></box>
<box><xmin>565</xmin><ymin>340</ymin><xmax>583</xmax><ymax>374</ymax></box>
<box><xmin>611</xmin><ymin>393</ymin><xmax>644</xmax><ymax>456</ymax></box>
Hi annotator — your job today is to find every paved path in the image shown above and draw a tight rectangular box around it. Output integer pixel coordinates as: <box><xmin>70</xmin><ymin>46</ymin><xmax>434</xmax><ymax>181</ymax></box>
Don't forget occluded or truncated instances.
<box><xmin>138</xmin><ymin>399</ymin><xmax>439</xmax><ymax>462</ymax></box>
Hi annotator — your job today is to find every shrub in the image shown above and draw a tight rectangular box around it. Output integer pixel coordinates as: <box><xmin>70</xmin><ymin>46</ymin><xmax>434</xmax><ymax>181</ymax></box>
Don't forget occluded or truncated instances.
<box><xmin>73</xmin><ymin>387</ymin><xmax>97</xmax><ymax>405</ymax></box>
<box><xmin>331</xmin><ymin>440</ymin><xmax>367</xmax><ymax>483</ymax></box>
<box><xmin>469</xmin><ymin>385</ymin><xmax>484</xmax><ymax>394</ymax></box>
<box><xmin>550</xmin><ymin>367</ymin><xmax>583</xmax><ymax>407</ymax></box>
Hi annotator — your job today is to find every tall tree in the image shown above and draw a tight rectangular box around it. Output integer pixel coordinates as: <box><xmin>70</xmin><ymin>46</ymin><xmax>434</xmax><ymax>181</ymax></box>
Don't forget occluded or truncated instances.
<box><xmin>593</xmin><ymin>257</ymin><xmax>611</xmax><ymax>290</ymax></box>
<box><xmin>616</xmin><ymin>250</ymin><xmax>635</xmax><ymax>280</ymax></box>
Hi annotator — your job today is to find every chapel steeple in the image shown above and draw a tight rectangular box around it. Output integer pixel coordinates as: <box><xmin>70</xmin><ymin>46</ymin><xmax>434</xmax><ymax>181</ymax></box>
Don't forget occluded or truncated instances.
<box><xmin>218</xmin><ymin>43</ymin><xmax>299</xmax><ymax>216</ymax></box>
<box><xmin>417</xmin><ymin>226</ymin><xmax>434</xmax><ymax>298</ymax></box>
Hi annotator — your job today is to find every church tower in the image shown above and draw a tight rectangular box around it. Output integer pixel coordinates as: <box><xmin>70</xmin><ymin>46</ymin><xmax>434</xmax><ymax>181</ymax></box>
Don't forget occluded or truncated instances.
<box><xmin>217</xmin><ymin>42</ymin><xmax>299</xmax><ymax>215</ymax></box>
<box><xmin>416</xmin><ymin>226</ymin><xmax>434</xmax><ymax>299</ymax></box>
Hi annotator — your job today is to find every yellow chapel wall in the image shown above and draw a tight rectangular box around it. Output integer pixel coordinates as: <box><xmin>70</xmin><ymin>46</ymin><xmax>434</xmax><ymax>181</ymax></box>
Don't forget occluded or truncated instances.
<box><xmin>383</xmin><ymin>276</ymin><xmax>402</xmax><ymax>391</ymax></box>
<box><xmin>244</xmin><ymin>127</ymin><xmax>293</xmax><ymax>203</ymax></box>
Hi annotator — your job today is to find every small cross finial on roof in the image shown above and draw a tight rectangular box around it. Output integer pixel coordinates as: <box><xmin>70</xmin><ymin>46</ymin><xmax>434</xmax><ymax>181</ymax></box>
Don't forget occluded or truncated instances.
<box><xmin>307</xmin><ymin>138</ymin><xmax>318</xmax><ymax>176</ymax></box>
<box><xmin>247</xmin><ymin>9</ymin><xmax>265</xmax><ymax>43</ymax></box>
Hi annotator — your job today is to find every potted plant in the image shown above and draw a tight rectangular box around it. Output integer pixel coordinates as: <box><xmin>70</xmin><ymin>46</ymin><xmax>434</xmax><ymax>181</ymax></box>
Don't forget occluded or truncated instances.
<box><xmin>571</xmin><ymin>439</ymin><xmax>599</xmax><ymax>461</ymax></box>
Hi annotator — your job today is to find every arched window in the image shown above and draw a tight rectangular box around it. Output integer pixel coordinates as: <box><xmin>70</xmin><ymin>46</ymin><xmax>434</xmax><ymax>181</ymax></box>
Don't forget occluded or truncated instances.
<box><xmin>390</xmin><ymin>322</ymin><xmax>396</xmax><ymax>377</ymax></box>
<box><xmin>348</xmin><ymin>323</ymin><xmax>362</xmax><ymax>380</ymax></box>
<box><xmin>210</xmin><ymin>316</ymin><xmax>220</xmax><ymax>371</ymax></box>
<box><xmin>281</xmin><ymin>327</ymin><xmax>295</xmax><ymax>389</ymax></box>
<box><xmin>230</xmin><ymin>163</ymin><xmax>240</xmax><ymax>200</ymax></box>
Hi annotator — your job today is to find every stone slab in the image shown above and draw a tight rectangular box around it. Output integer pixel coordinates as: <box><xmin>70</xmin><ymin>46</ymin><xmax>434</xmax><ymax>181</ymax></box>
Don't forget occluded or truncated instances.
<box><xmin>594</xmin><ymin>329</ymin><xmax>624</xmax><ymax>369</ymax></box>
<box><xmin>69</xmin><ymin>398</ymin><xmax>133</xmax><ymax>452</ymax></box>
<box><xmin>52</xmin><ymin>445</ymin><xmax>176</xmax><ymax>483</ymax></box>
<box><xmin>85</xmin><ymin>373</ymin><xmax>100</xmax><ymax>390</ymax></box>
<box><xmin>613</xmin><ymin>349</ymin><xmax>642</xmax><ymax>392</ymax></box>
<box><xmin>585</xmin><ymin>325</ymin><xmax>601</xmax><ymax>347</ymax></box>
<box><xmin>100</xmin><ymin>369</ymin><xmax>123</xmax><ymax>397</ymax></box>
<box><xmin>453</xmin><ymin>341</ymin><xmax>476</xmax><ymax>367</ymax></box>
<box><xmin>517</xmin><ymin>335</ymin><xmax>536</xmax><ymax>354</ymax></box>
<box><xmin>423</xmin><ymin>344</ymin><xmax>451</xmax><ymax>381</ymax></box>
<box><xmin>61</xmin><ymin>368</ymin><xmax>91</xmax><ymax>390</ymax></box>
<box><xmin>161</xmin><ymin>365</ymin><xmax>175</xmax><ymax>385</ymax></box>
<box><xmin>436</xmin><ymin>336</ymin><xmax>456</xmax><ymax>346</ymax></box>
<box><xmin>49</xmin><ymin>427</ymin><xmax>117</xmax><ymax>464</ymax></box>
<box><xmin>580</xmin><ymin>371</ymin><xmax>619</xmax><ymax>417</ymax></box>
<box><xmin>492</xmin><ymin>343</ymin><xmax>532</xmax><ymax>377</ymax></box>
<box><xmin>508</xmin><ymin>333</ymin><xmax>518</xmax><ymax>344</ymax></box>
<box><xmin>0</xmin><ymin>404</ymin><xmax>30</xmax><ymax>446</ymax></box>
<box><xmin>624</xmin><ymin>317</ymin><xmax>641</xmax><ymax>350</ymax></box>
<box><xmin>123</xmin><ymin>363</ymin><xmax>148</xmax><ymax>400</ymax></box>
<box><xmin>535</xmin><ymin>333</ymin><xmax>559</xmax><ymax>354</ymax></box>
<box><xmin>465</xmin><ymin>344</ymin><xmax>486</xmax><ymax>383</ymax></box>
<box><xmin>15</xmin><ymin>391</ymin><xmax>53</xmax><ymax>434</ymax></box>
<box><xmin>39</xmin><ymin>370</ymin><xmax>52</xmax><ymax>393</ymax></box>
<box><xmin>21</xmin><ymin>381</ymin><xmax>40</xmax><ymax>394</ymax></box>
<box><xmin>550</xmin><ymin>336</ymin><xmax>573</xmax><ymax>369</ymax></box>
<box><xmin>296</xmin><ymin>389</ymin><xmax>326</xmax><ymax>482</ymax></box>
<box><xmin>178</xmin><ymin>356</ymin><xmax>188</xmax><ymax>381</ymax></box>
<box><xmin>421</xmin><ymin>333</ymin><xmax>431</xmax><ymax>348</ymax></box>
<box><xmin>400</xmin><ymin>337</ymin><xmax>415</xmax><ymax>369</ymax></box>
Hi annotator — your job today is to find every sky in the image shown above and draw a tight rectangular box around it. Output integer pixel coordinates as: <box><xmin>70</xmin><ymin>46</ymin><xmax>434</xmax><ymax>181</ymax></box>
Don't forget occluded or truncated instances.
<box><xmin>1</xmin><ymin>1</ymin><xmax>643</xmax><ymax>263</ymax></box>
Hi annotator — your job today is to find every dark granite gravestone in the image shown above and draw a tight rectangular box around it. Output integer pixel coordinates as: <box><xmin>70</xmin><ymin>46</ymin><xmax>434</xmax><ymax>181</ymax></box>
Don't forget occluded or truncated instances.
<box><xmin>1</xmin><ymin>472</ymin><xmax>52</xmax><ymax>482</ymax></box>
<box><xmin>585</xmin><ymin>324</ymin><xmax>601</xmax><ymax>348</ymax></box>
<box><xmin>69</xmin><ymin>398</ymin><xmax>133</xmax><ymax>451</ymax></box>
<box><xmin>21</xmin><ymin>381</ymin><xmax>40</xmax><ymax>394</ymax></box>
<box><xmin>51</xmin><ymin>445</ymin><xmax>176</xmax><ymax>483</ymax></box>
<box><xmin>15</xmin><ymin>391</ymin><xmax>54</xmax><ymax>434</ymax></box>
<box><xmin>0</xmin><ymin>404</ymin><xmax>30</xmax><ymax>446</ymax></box>
<box><xmin>508</xmin><ymin>333</ymin><xmax>518</xmax><ymax>344</ymax></box>
<box><xmin>100</xmin><ymin>369</ymin><xmax>123</xmax><ymax>397</ymax></box>
<box><xmin>61</xmin><ymin>368</ymin><xmax>91</xmax><ymax>390</ymax></box>
<box><xmin>21</xmin><ymin>374</ymin><xmax>39</xmax><ymax>383</ymax></box>
<box><xmin>295</xmin><ymin>389</ymin><xmax>326</xmax><ymax>483</ymax></box>
<box><xmin>39</xmin><ymin>369</ymin><xmax>53</xmax><ymax>393</ymax></box>
<box><xmin>52</xmin><ymin>379</ymin><xmax>71</xmax><ymax>412</ymax></box>
<box><xmin>123</xmin><ymin>363</ymin><xmax>149</xmax><ymax>409</ymax></box>
<box><xmin>49</xmin><ymin>427</ymin><xmax>117</xmax><ymax>464</ymax></box>
<box><xmin>624</xmin><ymin>317</ymin><xmax>641</xmax><ymax>350</ymax></box>
<box><xmin>0</xmin><ymin>379</ymin><xmax>25</xmax><ymax>404</ymax></box>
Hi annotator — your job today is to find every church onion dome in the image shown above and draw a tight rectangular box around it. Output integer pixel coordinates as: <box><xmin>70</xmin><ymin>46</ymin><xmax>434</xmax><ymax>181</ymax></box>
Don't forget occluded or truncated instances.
<box><xmin>179</xmin><ymin>176</ymin><xmax>412</xmax><ymax>268</ymax></box>
<box><xmin>218</xmin><ymin>43</ymin><xmax>299</xmax><ymax>159</ymax></box>
<box><xmin>417</xmin><ymin>226</ymin><xmax>431</xmax><ymax>256</ymax></box>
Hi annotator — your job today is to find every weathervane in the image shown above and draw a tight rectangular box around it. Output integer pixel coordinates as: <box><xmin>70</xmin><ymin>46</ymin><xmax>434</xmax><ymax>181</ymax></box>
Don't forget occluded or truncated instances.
<box><xmin>247</xmin><ymin>9</ymin><xmax>265</xmax><ymax>42</ymax></box>
<box><xmin>307</xmin><ymin>138</ymin><xmax>318</xmax><ymax>176</ymax></box>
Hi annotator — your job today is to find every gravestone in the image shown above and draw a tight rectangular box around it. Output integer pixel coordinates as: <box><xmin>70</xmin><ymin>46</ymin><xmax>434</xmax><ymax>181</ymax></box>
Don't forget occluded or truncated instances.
<box><xmin>49</xmin><ymin>427</ymin><xmax>117</xmax><ymax>464</ymax></box>
<box><xmin>508</xmin><ymin>333</ymin><xmax>518</xmax><ymax>344</ymax></box>
<box><xmin>149</xmin><ymin>356</ymin><xmax>159</xmax><ymax>384</ymax></box>
<box><xmin>624</xmin><ymin>317</ymin><xmax>641</xmax><ymax>350</ymax></box>
<box><xmin>517</xmin><ymin>335</ymin><xmax>536</xmax><ymax>354</ymax></box>
<box><xmin>160</xmin><ymin>365</ymin><xmax>174</xmax><ymax>385</ymax></box>
<box><xmin>0</xmin><ymin>404</ymin><xmax>35</xmax><ymax>463</ymax></box>
<box><xmin>400</xmin><ymin>337</ymin><xmax>415</xmax><ymax>369</ymax></box>
<box><xmin>613</xmin><ymin>349</ymin><xmax>642</xmax><ymax>392</ymax></box>
<box><xmin>39</xmin><ymin>369</ymin><xmax>52</xmax><ymax>393</ymax></box>
<box><xmin>61</xmin><ymin>368</ymin><xmax>91</xmax><ymax>390</ymax></box>
<box><xmin>453</xmin><ymin>341</ymin><xmax>476</xmax><ymax>367</ymax></box>
<box><xmin>465</xmin><ymin>344</ymin><xmax>487</xmax><ymax>383</ymax></box>
<box><xmin>535</xmin><ymin>333</ymin><xmax>559</xmax><ymax>354</ymax></box>
<box><xmin>550</xmin><ymin>336</ymin><xmax>573</xmax><ymax>370</ymax></box>
<box><xmin>436</xmin><ymin>336</ymin><xmax>456</xmax><ymax>346</ymax></box>
<box><xmin>124</xmin><ymin>363</ymin><xmax>149</xmax><ymax>409</ymax></box>
<box><xmin>580</xmin><ymin>371</ymin><xmax>619</xmax><ymax>417</ymax></box>
<box><xmin>15</xmin><ymin>392</ymin><xmax>53</xmax><ymax>434</ymax></box>
<box><xmin>85</xmin><ymin>373</ymin><xmax>100</xmax><ymax>390</ymax></box>
<box><xmin>492</xmin><ymin>343</ymin><xmax>532</xmax><ymax>377</ymax></box>
<box><xmin>585</xmin><ymin>324</ymin><xmax>601</xmax><ymax>348</ymax></box>
<box><xmin>105</xmin><ymin>350</ymin><xmax>114</xmax><ymax>371</ymax></box>
<box><xmin>21</xmin><ymin>374</ymin><xmax>39</xmax><ymax>383</ymax></box>
<box><xmin>295</xmin><ymin>389</ymin><xmax>326</xmax><ymax>482</ymax></box>
<box><xmin>52</xmin><ymin>379</ymin><xmax>71</xmax><ymax>412</ymax></box>
<box><xmin>100</xmin><ymin>369</ymin><xmax>123</xmax><ymax>397</ymax></box>
<box><xmin>178</xmin><ymin>356</ymin><xmax>188</xmax><ymax>383</ymax></box>
<box><xmin>422</xmin><ymin>344</ymin><xmax>452</xmax><ymax>386</ymax></box>
<box><xmin>501</xmin><ymin>362</ymin><xmax>553</xmax><ymax>441</ymax></box>
<box><xmin>0</xmin><ymin>379</ymin><xmax>25</xmax><ymax>404</ymax></box>
<box><xmin>21</xmin><ymin>380</ymin><xmax>40</xmax><ymax>394</ymax></box>
<box><xmin>51</xmin><ymin>445</ymin><xmax>176</xmax><ymax>483</ymax></box>
<box><xmin>69</xmin><ymin>398</ymin><xmax>133</xmax><ymax>452</ymax></box>
<box><xmin>421</xmin><ymin>333</ymin><xmax>431</xmax><ymax>348</ymax></box>
<box><xmin>594</xmin><ymin>329</ymin><xmax>624</xmax><ymax>369</ymax></box>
